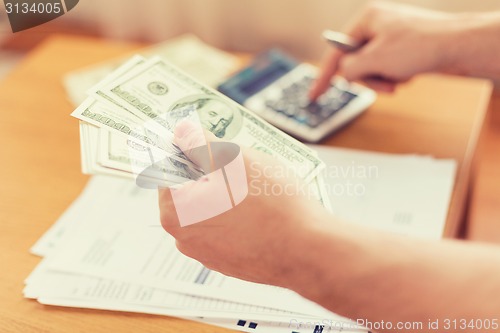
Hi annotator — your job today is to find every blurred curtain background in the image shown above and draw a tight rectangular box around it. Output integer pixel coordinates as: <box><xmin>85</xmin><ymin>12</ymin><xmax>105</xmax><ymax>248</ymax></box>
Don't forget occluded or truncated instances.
<box><xmin>0</xmin><ymin>0</ymin><xmax>499</xmax><ymax>60</ymax></box>
<box><xmin>67</xmin><ymin>0</ymin><xmax>500</xmax><ymax>60</ymax></box>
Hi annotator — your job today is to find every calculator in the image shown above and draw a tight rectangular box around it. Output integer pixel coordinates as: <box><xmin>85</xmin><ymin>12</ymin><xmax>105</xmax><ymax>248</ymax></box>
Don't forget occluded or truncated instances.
<box><xmin>217</xmin><ymin>49</ymin><xmax>376</xmax><ymax>142</ymax></box>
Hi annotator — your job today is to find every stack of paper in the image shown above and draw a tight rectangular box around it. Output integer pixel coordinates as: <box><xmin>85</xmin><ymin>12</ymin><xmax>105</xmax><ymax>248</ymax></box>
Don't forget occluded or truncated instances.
<box><xmin>24</xmin><ymin>175</ymin><xmax>362</xmax><ymax>333</ymax></box>
<box><xmin>63</xmin><ymin>34</ymin><xmax>240</xmax><ymax>106</ymax></box>
<box><xmin>312</xmin><ymin>146</ymin><xmax>457</xmax><ymax>239</ymax></box>
<box><xmin>23</xmin><ymin>144</ymin><xmax>457</xmax><ymax>332</ymax></box>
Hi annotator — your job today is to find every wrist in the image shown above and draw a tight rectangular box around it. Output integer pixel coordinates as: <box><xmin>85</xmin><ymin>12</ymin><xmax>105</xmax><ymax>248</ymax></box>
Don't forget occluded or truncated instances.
<box><xmin>282</xmin><ymin>218</ymin><xmax>420</xmax><ymax>320</ymax></box>
<box><xmin>281</xmin><ymin>216</ymin><xmax>383</xmax><ymax>308</ymax></box>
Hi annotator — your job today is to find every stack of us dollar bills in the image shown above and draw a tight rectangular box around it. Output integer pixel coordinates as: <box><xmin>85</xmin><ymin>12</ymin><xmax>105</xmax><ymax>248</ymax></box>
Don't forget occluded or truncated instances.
<box><xmin>70</xmin><ymin>54</ymin><xmax>331</xmax><ymax>209</ymax></box>
<box><xmin>25</xmin><ymin>39</ymin><xmax>374</xmax><ymax>333</ymax></box>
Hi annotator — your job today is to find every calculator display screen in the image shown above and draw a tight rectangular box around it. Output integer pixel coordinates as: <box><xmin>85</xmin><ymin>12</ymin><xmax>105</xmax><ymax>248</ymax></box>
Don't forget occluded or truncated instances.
<box><xmin>217</xmin><ymin>49</ymin><xmax>298</xmax><ymax>104</ymax></box>
<box><xmin>240</xmin><ymin>63</ymin><xmax>290</xmax><ymax>96</ymax></box>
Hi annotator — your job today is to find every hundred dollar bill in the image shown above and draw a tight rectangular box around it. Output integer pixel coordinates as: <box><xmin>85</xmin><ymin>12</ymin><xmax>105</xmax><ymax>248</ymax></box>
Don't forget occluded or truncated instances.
<box><xmin>86</xmin><ymin>55</ymin><xmax>147</xmax><ymax>96</ymax></box>
<box><xmin>64</xmin><ymin>35</ymin><xmax>238</xmax><ymax>105</ymax></box>
<box><xmin>94</xmin><ymin>57</ymin><xmax>325</xmax><ymax>182</ymax></box>
<box><xmin>79</xmin><ymin>121</ymin><xmax>200</xmax><ymax>186</ymax></box>
<box><xmin>80</xmin><ymin>122</ymin><xmax>332</xmax><ymax>206</ymax></box>
<box><xmin>97</xmin><ymin>129</ymin><xmax>203</xmax><ymax>185</ymax></box>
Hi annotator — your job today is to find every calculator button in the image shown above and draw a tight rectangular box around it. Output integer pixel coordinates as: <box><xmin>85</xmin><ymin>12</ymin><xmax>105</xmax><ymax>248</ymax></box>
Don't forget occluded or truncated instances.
<box><xmin>305</xmin><ymin>102</ymin><xmax>322</xmax><ymax>114</ymax></box>
<box><xmin>283</xmin><ymin>105</ymin><xmax>301</xmax><ymax>117</ymax></box>
<box><xmin>293</xmin><ymin>109</ymin><xmax>310</xmax><ymax>124</ymax></box>
<box><xmin>306</xmin><ymin>114</ymin><xmax>322</xmax><ymax>128</ymax></box>
<box><xmin>341</xmin><ymin>91</ymin><xmax>357</xmax><ymax>104</ymax></box>
<box><xmin>263</xmin><ymin>75</ymin><xmax>360</xmax><ymax>131</ymax></box>
<box><xmin>265</xmin><ymin>100</ymin><xmax>286</xmax><ymax>113</ymax></box>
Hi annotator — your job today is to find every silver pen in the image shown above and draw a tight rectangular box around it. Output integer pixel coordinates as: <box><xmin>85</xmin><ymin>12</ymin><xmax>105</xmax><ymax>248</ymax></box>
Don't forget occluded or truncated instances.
<box><xmin>322</xmin><ymin>30</ymin><xmax>362</xmax><ymax>53</ymax></box>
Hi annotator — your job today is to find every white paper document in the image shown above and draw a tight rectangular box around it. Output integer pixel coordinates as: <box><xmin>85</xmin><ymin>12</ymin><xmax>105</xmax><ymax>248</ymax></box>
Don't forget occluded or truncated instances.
<box><xmin>311</xmin><ymin>146</ymin><xmax>457</xmax><ymax>240</ymax></box>
<box><xmin>26</xmin><ymin>176</ymin><xmax>357</xmax><ymax>333</ymax></box>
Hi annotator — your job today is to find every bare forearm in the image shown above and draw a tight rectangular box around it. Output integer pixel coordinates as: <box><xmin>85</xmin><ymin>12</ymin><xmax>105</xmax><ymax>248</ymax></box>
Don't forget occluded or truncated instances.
<box><xmin>445</xmin><ymin>12</ymin><xmax>500</xmax><ymax>79</ymax></box>
<box><xmin>284</xmin><ymin>218</ymin><xmax>500</xmax><ymax>332</ymax></box>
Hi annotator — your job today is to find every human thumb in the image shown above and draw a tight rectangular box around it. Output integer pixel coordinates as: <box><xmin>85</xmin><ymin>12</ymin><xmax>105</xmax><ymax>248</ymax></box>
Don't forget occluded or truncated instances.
<box><xmin>174</xmin><ymin>120</ymin><xmax>224</xmax><ymax>173</ymax></box>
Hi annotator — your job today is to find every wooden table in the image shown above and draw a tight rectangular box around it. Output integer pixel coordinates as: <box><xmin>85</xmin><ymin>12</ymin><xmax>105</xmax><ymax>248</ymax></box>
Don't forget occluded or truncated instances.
<box><xmin>467</xmin><ymin>88</ymin><xmax>500</xmax><ymax>243</ymax></box>
<box><xmin>0</xmin><ymin>34</ymin><xmax>492</xmax><ymax>333</ymax></box>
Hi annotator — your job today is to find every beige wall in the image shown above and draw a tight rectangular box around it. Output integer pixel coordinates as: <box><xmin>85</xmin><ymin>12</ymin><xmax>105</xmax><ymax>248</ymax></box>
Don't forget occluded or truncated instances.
<box><xmin>69</xmin><ymin>0</ymin><xmax>500</xmax><ymax>60</ymax></box>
